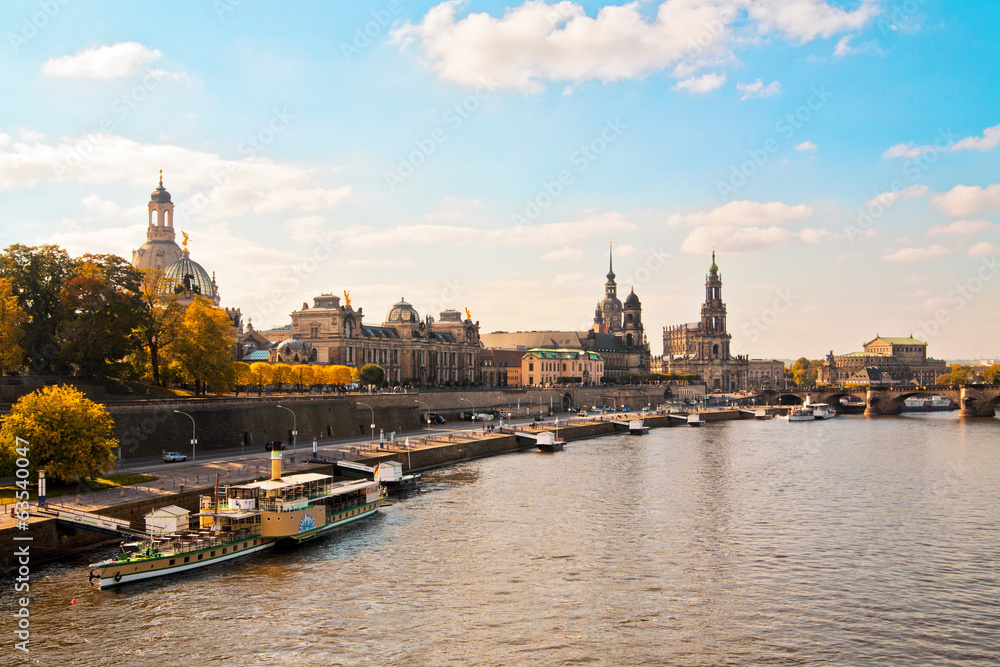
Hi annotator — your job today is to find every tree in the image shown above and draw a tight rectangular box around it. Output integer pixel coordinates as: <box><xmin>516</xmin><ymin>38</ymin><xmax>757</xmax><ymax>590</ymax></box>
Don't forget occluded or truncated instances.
<box><xmin>290</xmin><ymin>364</ymin><xmax>314</xmax><ymax>392</ymax></box>
<box><xmin>358</xmin><ymin>363</ymin><xmax>385</xmax><ymax>390</ymax></box>
<box><xmin>250</xmin><ymin>362</ymin><xmax>273</xmax><ymax>392</ymax></box>
<box><xmin>132</xmin><ymin>268</ymin><xmax>185</xmax><ymax>386</ymax></box>
<box><xmin>325</xmin><ymin>364</ymin><xmax>355</xmax><ymax>387</ymax></box>
<box><xmin>982</xmin><ymin>364</ymin><xmax>1000</xmax><ymax>384</ymax></box>
<box><xmin>57</xmin><ymin>254</ymin><xmax>144</xmax><ymax>381</ymax></box>
<box><xmin>0</xmin><ymin>277</ymin><xmax>27</xmax><ymax>375</ymax></box>
<box><xmin>167</xmin><ymin>297</ymin><xmax>236</xmax><ymax>395</ymax></box>
<box><xmin>0</xmin><ymin>384</ymin><xmax>117</xmax><ymax>482</ymax></box>
<box><xmin>0</xmin><ymin>244</ymin><xmax>74</xmax><ymax>373</ymax></box>
<box><xmin>937</xmin><ymin>364</ymin><xmax>972</xmax><ymax>386</ymax></box>
<box><xmin>790</xmin><ymin>357</ymin><xmax>821</xmax><ymax>386</ymax></box>
<box><xmin>234</xmin><ymin>361</ymin><xmax>253</xmax><ymax>392</ymax></box>
<box><xmin>271</xmin><ymin>363</ymin><xmax>293</xmax><ymax>392</ymax></box>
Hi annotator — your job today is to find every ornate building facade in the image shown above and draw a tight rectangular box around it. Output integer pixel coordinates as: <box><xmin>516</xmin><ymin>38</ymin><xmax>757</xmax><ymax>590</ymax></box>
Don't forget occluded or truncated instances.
<box><xmin>817</xmin><ymin>336</ymin><xmax>948</xmax><ymax>385</ymax></box>
<box><xmin>268</xmin><ymin>292</ymin><xmax>483</xmax><ymax>386</ymax></box>
<box><xmin>658</xmin><ymin>253</ymin><xmax>784</xmax><ymax>391</ymax></box>
<box><xmin>481</xmin><ymin>244</ymin><xmax>650</xmax><ymax>380</ymax></box>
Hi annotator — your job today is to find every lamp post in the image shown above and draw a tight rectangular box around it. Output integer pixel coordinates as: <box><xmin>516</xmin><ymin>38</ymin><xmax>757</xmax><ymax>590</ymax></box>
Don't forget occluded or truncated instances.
<box><xmin>497</xmin><ymin>395</ymin><xmax>512</xmax><ymax>428</ymax></box>
<box><xmin>276</xmin><ymin>404</ymin><xmax>297</xmax><ymax>462</ymax></box>
<box><xmin>414</xmin><ymin>399</ymin><xmax>431</xmax><ymax>431</ymax></box>
<box><xmin>460</xmin><ymin>397</ymin><xmax>475</xmax><ymax>427</ymax></box>
<box><xmin>173</xmin><ymin>410</ymin><xmax>197</xmax><ymax>461</ymax></box>
<box><xmin>357</xmin><ymin>402</ymin><xmax>375</xmax><ymax>448</ymax></box>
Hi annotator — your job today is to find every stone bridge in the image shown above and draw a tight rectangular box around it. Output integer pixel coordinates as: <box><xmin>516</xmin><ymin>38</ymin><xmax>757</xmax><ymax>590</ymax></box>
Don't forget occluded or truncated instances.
<box><xmin>759</xmin><ymin>385</ymin><xmax>1000</xmax><ymax>417</ymax></box>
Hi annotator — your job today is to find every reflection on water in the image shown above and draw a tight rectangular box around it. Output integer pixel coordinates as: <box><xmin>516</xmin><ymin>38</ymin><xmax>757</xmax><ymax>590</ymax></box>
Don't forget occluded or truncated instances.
<box><xmin>3</xmin><ymin>414</ymin><xmax>999</xmax><ymax>666</ymax></box>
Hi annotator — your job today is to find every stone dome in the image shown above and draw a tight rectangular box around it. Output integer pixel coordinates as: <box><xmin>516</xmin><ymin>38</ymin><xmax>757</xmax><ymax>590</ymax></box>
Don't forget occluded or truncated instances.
<box><xmin>162</xmin><ymin>250</ymin><xmax>216</xmax><ymax>301</ymax></box>
<box><xmin>601</xmin><ymin>295</ymin><xmax>623</xmax><ymax>313</ymax></box>
<box><xmin>386</xmin><ymin>298</ymin><xmax>419</xmax><ymax>324</ymax></box>
<box><xmin>150</xmin><ymin>175</ymin><xmax>172</xmax><ymax>203</ymax></box>
<box><xmin>624</xmin><ymin>287</ymin><xmax>640</xmax><ymax>308</ymax></box>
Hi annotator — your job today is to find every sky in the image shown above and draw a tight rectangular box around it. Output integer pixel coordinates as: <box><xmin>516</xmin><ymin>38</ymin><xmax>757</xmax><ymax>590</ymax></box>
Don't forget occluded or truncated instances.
<box><xmin>1</xmin><ymin>0</ymin><xmax>998</xmax><ymax>361</ymax></box>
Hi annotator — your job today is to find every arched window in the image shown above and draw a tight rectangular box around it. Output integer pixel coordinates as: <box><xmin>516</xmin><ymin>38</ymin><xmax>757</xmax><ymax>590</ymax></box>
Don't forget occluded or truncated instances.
<box><xmin>713</xmin><ymin>344</ymin><xmax>719</xmax><ymax>356</ymax></box>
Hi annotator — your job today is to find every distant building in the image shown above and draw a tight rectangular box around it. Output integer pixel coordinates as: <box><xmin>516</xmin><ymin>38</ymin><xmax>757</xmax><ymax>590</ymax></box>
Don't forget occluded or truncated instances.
<box><xmin>520</xmin><ymin>348</ymin><xmax>604</xmax><ymax>387</ymax></box>
<box><xmin>818</xmin><ymin>336</ymin><xmax>948</xmax><ymax>385</ymax></box>
<box><xmin>480</xmin><ymin>244</ymin><xmax>649</xmax><ymax>379</ymax></box>
<box><xmin>261</xmin><ymin>292</ymin><xmax>483</xmax><ymax>386</ymax></box>
<box><xmin>657</xmin><ymin>252</ymin><xmax>785</xmax><ymax>391</ymax></box>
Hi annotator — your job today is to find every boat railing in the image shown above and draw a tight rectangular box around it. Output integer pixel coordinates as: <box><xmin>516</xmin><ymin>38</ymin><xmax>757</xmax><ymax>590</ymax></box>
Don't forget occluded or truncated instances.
<box><xmin>132</xmin><ymin>526</ymin><xmax>262</xmax><ymax>559</ymax></box>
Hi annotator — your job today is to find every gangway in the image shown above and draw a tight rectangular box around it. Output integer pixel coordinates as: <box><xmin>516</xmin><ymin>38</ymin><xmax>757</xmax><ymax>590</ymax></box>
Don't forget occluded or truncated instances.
<box><xmin>37</xmin><ymin>504</ymin><xmax>148</xmax><ymax>540</ymax></box>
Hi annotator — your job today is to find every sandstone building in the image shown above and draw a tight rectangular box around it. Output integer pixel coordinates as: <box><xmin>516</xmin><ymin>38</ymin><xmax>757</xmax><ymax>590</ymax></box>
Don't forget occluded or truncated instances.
<box><xmin>817</xmin><ymin>336</ymin><xmax>948</xmax><ymax>385</ymax></box>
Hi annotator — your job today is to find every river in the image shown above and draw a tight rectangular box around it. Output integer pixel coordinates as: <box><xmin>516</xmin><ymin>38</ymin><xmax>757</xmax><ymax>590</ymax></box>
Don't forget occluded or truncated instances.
<box><xmin>4</xmin><ymin>413</ymin><xmax>999</xmax><ymax>666</ymax></box>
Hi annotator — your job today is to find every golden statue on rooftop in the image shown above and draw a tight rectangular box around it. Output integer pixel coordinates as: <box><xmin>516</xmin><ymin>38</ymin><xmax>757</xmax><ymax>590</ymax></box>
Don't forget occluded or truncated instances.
<box><xmin>344</xmin><ymin>290</ymin><xmax>351</xmax><ymax>308</ymax></box>
<box><xmin>181</xmin><ymin>231</ymin><xmax>189</xmax><ymax>249</ymax></box>
<box><xmin>465</xmin><ymin>307</ymin><xmax>472</xmax><ymax>321</ymax></box>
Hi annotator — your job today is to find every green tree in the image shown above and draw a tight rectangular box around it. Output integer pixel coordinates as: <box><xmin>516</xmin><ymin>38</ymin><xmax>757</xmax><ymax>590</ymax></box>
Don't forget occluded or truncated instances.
<box><xmin>57</xmin><ymin>254</ymin><xmax>144</xmax><ymax>381</ymax></box>
<box><xmin>358</xmin><ymin>363</ymin><xmax>385</xmax><ymax>390</ymax></box>
<box><xmin>790</xmin><ymin>357</ymin><xmax>821</xmax><ymax>386</ymax></box>
<box><xmin>0</xmin><ymin>384</ymin><xmax>117</xmax><ymax>482</ymax></box>
<box><xmin>0</xmin><ymin>277</ymin><xmax>27</xmax><ymax>375</ymax></box>
<box><xmin>0</xmin><ymin>244</ymin><xmax>74</xmax><ymax>373</ymax></box>
<box><xmin>167</xmin><ymin>297</ymin><xmax>236</xmax><ymax>395</ymax></box>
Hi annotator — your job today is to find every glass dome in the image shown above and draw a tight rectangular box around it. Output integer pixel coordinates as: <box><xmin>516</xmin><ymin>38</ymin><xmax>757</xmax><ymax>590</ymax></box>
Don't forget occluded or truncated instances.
<box><xmin>162</xmin><ymin>251</ymin><xmax>216</xmax><ymax>301</ymax></box>
<box><xmin>385</xmin><ymin>298</ymin><xmax>419</xmax><ymax>324</ymax></box>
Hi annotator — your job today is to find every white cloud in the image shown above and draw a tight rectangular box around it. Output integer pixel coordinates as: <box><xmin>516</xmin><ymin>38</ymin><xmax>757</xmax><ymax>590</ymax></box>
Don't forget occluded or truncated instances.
<box><xmin>904</xmin><ymin>275</ymin><xmax>928</xmax><ymax>283</ymax></box>
<box><xmin>881</xmin><ymin>244</ymin><xmax>949</xmax><ymax>262</ymax></box>
<box><xmin>553</xmin><ymin>273</ymin><xmax>586</xmax><ymax>285</ymax></box>
<box><xmin>285</xmin><ymin>215</ymin><xmax>327</xmax><ymax>243</ymax></box>
<box><xmin>832</xmin><ymin>34</ymin><xmax>884</xmax><ymax>57</ymax></box>
<box><xmin>747</xmin><ymin>0</ymin><xmax>879</xmax><ymax>42</ymax></box>
<box><xmin>392</xmin><ymin>1</ymin><xmax>741</xmax><ymax>92</ymax></box>
<box><xmin>864</xmin><ymin>184</ymin><xmax>927</xmax><ymax>209</ymax></box>
<box><xmin>41</xmin><ymin>42</ymin><xmax>163</xmax><ymax>79</ymax></box>
<box><xmin>794</xmin><ymin>141</ymin><xmax>817</xmax><ymax>151</ymax></box>
<box><xmin>736</xmin><ymin>78</ymin><xmax>781</xmax><ymax>100</ymax></box>
<box><xmin>926</xmin><ymin>218</ymin><xmax>995</xmax><ymax>237</ymax></box>
<box><xmin>680</xmin><ymin>223</ymin><xmax>831</xmax><ymax>253</ymax></box>
<box><xmin>922</xmin><ymin>296</ymin><xmax>951</xmax><ymax>308</ymax></box>
<box><xmin>882</xmin><ymin>142</ymin><xmax>930</xmax><ymax>159</ymax></box>
<box><xmin>833</xmin><ymin>35</ymin><xmax>853</xmax><ymax>56</ymax></box>
<box><xmin>393</xmin><ymin>1</ymin><xmax>873</xmax><ymax>92</ymax></box>
<box><xmin>673</xmin><ymin>72</ymin><xmax>727</xmax><ymax>94</ymax></box>
<box><xmin>931</xmin><ymin>183</ymin><xmax>1000</xmax><ymax>218</ymax></box>
<box><xmin>949</xmin><ymin>123</ymin><xmax>1000</xmax><ymax>152</ymax></box>
<box><xmin>540</xmin><ymin>247</ymin><xmax>584</xmax><ymax>261</ymax></box>
<box><xmin>967</xmin><ymin>241</ymin><xmax>998</xmax><ymax>257</ymax></box>
<box><xmin>81</xmin><ymin>193</ymin><xmax>144</xmax><ymax>219</ymax></box>
<box><xmin>668</xmin><ymin>200</ymin><xmax>812</xmax><ymax>227</ymax></box>
<box><xmin>0</xmin><ymin>130</ymin><xmax>352</xmax><ymax>219</ymax></box>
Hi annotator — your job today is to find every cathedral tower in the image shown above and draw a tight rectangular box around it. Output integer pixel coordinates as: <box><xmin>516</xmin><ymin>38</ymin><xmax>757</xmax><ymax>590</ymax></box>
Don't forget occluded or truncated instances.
<box><xmin>600</xmin><ymin>242</ymin><xmax>623</xmax><ymax>331</ymax></box>
<box><xmin>699</xmin><ymin>251</ymin><xmax>731</xmax><ymax>358</ymax></box>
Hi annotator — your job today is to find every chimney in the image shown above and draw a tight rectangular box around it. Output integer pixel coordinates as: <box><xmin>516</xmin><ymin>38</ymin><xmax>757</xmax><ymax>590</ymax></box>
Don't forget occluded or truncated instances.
<box><xmin>270</xmin><ymin>448</ymin><xmax>282</xmax><ymax>481</ymax></box>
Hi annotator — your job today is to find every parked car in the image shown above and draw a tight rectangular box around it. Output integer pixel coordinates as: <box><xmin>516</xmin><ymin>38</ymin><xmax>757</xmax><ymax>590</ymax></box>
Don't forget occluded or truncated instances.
<box><xmin>428</xmin><ymin>413</ymin><xmax>446</xmax><ymax>424</ymax></box>
<box><xmin>265</xmin><ymin>441</ymin><xmax>287</xmax><ymax>451</ymax></box>
<box><xmin>162</xmin><ymin>451</ymin><xmax>187</xmax><ymax>463</ymax></box>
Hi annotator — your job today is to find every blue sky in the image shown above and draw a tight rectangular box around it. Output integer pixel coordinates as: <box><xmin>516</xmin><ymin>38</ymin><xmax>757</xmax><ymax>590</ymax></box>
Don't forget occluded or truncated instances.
<box><xmin>1</xmin><ymin>0</ymin><xmax>997</xmax><ymax>360</ymax></box>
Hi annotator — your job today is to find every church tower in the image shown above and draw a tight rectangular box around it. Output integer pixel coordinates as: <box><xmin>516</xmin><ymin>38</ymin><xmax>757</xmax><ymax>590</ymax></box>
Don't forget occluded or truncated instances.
<box><xmin>131</xmin><ymin>171</ymin><xmax>182</xmax><ymax>272</ymax></box>
<box><xmin>622</xmin><ymin>287</ymin><xmax>643</xmax><ymax>348</ymax></box>
<box><xmin>699</xmin><ymin>251</ymin><xmax>731</xmax><ymax>358</ymax></box>
<box><xmin>600</xmin><ymin>242</ymin><xmax>623</xmax><ymax>331</ymax></box>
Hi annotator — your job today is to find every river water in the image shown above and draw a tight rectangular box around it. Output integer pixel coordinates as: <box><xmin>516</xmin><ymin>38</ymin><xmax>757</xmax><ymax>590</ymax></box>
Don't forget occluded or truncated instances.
<box><xmin>4</xmin><ymin>413</ymin><xmax>999</xmax><ymax>666</ymax></box>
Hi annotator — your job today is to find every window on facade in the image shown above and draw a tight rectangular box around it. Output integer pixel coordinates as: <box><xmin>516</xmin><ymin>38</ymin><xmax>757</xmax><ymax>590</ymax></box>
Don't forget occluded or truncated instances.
<box><xmin>310</xmin><ymin>325</ymin><xmax>319</xmax><ymax>339</ymax></box>
<box><xmin>529</xmin><ymin>362</ymin><xmax>534</xmax><ymax>371</ymax></box>
<box><xmin>347</xmin><ymin>347</ymin><xmax>353</xmax><ymax>363</ymax></box>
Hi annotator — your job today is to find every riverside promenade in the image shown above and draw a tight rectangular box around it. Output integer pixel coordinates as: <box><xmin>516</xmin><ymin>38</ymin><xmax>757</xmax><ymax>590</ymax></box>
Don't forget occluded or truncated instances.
<box><xmin>1</xmin><ymin>407</ymin><xmax>766</xmax><ymax>572</ymax></box>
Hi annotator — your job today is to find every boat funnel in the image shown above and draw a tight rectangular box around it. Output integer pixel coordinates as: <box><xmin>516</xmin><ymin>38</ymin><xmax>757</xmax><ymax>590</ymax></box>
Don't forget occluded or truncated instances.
<box><xmin>271</xmin><ymin>448</ymin><xmax>282</xmax><ymax>481</ymax></box>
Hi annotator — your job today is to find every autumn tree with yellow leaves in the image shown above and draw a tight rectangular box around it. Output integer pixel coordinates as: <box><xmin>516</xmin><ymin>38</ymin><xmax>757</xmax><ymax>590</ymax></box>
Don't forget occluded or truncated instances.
<box><xmin>0</xmin><ymin>385</ymin><xmax>118</xmax><ymax>482</ymax></box>
<box><xmin>166</xmin><ymin>297</ymin><xmax>236</xmax><ymax>396</ymax></box>
<box><xmin>0</xmin><ymin>277</ymin><xmax>26</xmax><ymax>376</ymax></box>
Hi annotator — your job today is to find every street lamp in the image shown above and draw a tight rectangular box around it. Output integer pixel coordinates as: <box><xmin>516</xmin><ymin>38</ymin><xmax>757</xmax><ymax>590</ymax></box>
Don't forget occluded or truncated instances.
<box><xmin>497</xmin><ymin>395</ymin><xmax>512</xmax><ymax>428</ymax></box>
<box><xmin>414</xmin><ymin>399</ymin><xmax>431</xmax><ymax>431</ymax></box>
<box><xmin>173</xmin><ymin>410</ymin><xmax>197</xmax><ymax>461</ymax></box>
<box><xmin>357</xmin><ymin>402</ymin><xmax>375</xmax><ymax>447</ymax></box>
<box><xmin>276</xmin><ymin>404</ymin><xmax>297</xmax><ymax>462</ymax></box>
<box><xmin>460</xmin><ymin>397</ymin><xmax>475</xmax><ymax>426</ymax></box>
